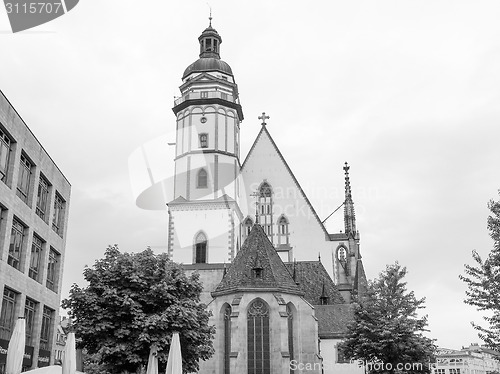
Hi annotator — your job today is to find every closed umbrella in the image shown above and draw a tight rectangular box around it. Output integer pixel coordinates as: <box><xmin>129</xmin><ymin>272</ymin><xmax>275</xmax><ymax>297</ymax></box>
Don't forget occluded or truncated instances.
<box><xmin>5</xmin><ymin>317</ymin><xmax>26</xmax><ymax>374</ymax></box>
<box><xmin>165</xmin><ymin>333</ymin><xmax>182</xmax><ymax>374</ymax></box>
<box><xmin>62</xmin><ymin>332</ymin><xmax>76</xmax><ymax>374</ymax></box>
<box><xmin>146</xmin><ymin>345</ymin><xmax>158</xmax><ymax>374</ymax></box>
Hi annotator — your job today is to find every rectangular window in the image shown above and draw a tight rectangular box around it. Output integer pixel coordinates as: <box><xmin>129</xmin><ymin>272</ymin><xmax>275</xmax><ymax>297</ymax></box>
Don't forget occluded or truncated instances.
<box><xmin>16</xmin><ymin>153</ymin><xmax>32</xmax><ymax>204</ymax></box>
<box><xmin>25</xmin><ymin>298</ymin><xmax>37</xmax><ymax>346</ymax></box>
<box><xmin>46</xmin><ymin>248</ymin><xmax>60</xmax><ymax>292</ymax></box>
<box><xmin>201</xmin><ymin>91</ymin><xmax>209</xmax><ymax>98</ymax></box>
<box><xmin>40</xmin><ymin>306</ymin><xmax>54</xmax><ymax>350</ymax></box>
<box><xmin>52</xmin><ymin>193</ymin><xmax>65</xmax><ymax>236</ymax></box>
<box><xmin>0</xmin><ymin>127</ymin><xmax>11</xmax><ymax>184</ymax></box>
<box><xmin>199</xmin><ymin>133</ymin><xmax>208</xmax><ymax>148</ymax></box>
<box><xmin>29</xmin><ymin>235</ymin><xmax>43</xmax><ymax>281</ymax></box>
<box><xmin>36</xmin><ymin>175</ymin><xmax>50</xmax><ymax>221</ymax></box>
<box><xmin>0</xmin><ymin>288</ymin><xmax>17</xmax><ymax>340</ymax></box>
<box><xmin>8</xmin><ymin>219</ymin><xmax>25</xmax><ymax>270</ymax></box>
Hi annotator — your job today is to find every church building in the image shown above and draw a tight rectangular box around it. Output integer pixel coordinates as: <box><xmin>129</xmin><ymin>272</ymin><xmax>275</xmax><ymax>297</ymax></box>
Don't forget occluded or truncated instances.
<box><xmin>166</xmin><ymin>18</ymin><xmax>368</xmax><ymax>374</ymax></box>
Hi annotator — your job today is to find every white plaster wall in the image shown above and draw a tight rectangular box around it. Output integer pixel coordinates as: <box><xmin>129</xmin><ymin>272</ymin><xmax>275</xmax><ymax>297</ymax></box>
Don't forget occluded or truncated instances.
<box><xmin>241</xmin><ymin>129</ymin><xmax>337</xmax><ymax>278</ymax></box>
<box><xmin>171</xmin><ymin>208</ymin><xmax>231</xmax><ymax>264</ymax></box>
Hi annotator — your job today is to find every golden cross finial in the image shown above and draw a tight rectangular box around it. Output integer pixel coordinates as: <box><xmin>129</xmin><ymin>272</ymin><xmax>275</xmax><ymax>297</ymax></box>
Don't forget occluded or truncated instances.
<box><xmin>258</xmin><ymin>112</ymin><xmax>270</xmax><ymax>125</ymax></box>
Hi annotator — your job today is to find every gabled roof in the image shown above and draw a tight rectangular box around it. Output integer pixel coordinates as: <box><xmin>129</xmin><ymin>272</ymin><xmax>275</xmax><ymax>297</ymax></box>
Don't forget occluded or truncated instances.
<box><xmin>213</xmin><ymin>224</ymin><xmax>302</xmax><ymax>296</ymax></box>
<box><xmin>241</xmin><ymin>125</ymin><xmax>331</xmax><ymax>239</ymax></box>
<box><xmin>284</xmin><ymin>261</ymin><xmax>345</xmax><ymax>305</ymax></box>
<box><xmin>315</xmin><ymin>304</ymin><xmax>355</xmax><ymax>339</ymax></box>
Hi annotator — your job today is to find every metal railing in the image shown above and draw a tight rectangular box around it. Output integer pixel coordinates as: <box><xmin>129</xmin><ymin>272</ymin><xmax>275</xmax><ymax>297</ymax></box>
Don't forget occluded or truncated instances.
<box><xmin>174</xmin><ymin>91</ymin><xmax>238</xmax><ymax>106</ymax></box>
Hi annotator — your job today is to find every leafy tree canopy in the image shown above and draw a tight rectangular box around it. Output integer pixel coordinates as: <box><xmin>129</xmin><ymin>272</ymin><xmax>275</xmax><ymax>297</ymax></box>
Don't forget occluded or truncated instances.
<box><xmin>61</xmin><ymin>245</ymin><xmax>214</xmax><ymax>374</ymax></box>
<box><xmin>460</xmin><ymin>191</ymin><xmax>500</xmax><ymax>352</ymax></box>
<box><xmin>340</xmin><ymin>262</ymin><xmax>435</xmax><ymax>373</ymax></box>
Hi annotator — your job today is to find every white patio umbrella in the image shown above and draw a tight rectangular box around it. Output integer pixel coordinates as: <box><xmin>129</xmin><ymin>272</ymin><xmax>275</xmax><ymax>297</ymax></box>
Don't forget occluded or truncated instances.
<box><xmin>5</xmin><ymin>317</ymin><xmax>25</xmax><ymax>374</ymax></box>
<box><xmin>27</xmin><ymin>366</ymin><xmax>84</xmax><ymax>374</ymax></box>
<box><xmin>62</xmin><ymin>332</ymin><xmax>77</xmax><ymax>374</ymax></box>
<box><xmin>165</xmin><ymin>333</ymin><xmax>182</xmax><ymax>374</ymax></box>
<box><xmin>146</xmin><ymin>345</ymin><xmax>158</xmax><ymax>374</ymax></box>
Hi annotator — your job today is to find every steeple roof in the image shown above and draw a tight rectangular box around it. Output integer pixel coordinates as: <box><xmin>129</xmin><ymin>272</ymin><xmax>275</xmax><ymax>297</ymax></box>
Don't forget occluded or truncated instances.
<box><xmin>182</xmin><ymin>20</ymin><xmax>233</xmax><ymax>79</ymax></box>
<box><xmin>212</xmin><ymin>224</ymin><xmax>302</xmax><ymax>296</ymax></box>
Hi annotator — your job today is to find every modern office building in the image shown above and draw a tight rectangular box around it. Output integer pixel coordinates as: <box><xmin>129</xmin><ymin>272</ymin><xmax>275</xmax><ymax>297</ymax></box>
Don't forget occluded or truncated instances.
<box><xmin>0</xmin><ymin>89</ymin><xmax>71</xmax><ymax>372</ymax></box>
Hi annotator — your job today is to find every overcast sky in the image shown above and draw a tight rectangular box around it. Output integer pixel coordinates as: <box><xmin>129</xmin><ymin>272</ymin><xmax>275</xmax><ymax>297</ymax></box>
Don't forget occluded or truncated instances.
<box><xmin>1</xmin><ymin>0</ymin><xmax>499</xmax><ymax>351</ymax></box>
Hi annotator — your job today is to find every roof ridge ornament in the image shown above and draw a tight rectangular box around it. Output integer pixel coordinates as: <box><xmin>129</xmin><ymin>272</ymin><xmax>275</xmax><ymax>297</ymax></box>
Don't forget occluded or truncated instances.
<box><xmin>258</xmin><ymin>112</ymin><xmax>270</xmax><ymax>126</ymax></box>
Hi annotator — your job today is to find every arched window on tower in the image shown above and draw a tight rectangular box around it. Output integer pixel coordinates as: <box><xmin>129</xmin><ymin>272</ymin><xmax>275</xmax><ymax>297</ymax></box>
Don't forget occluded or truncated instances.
<box><xmin>194</xmin><ymin>232</ymin><xmax>207</xmax><ymax>263</ymax></box>
<box><xmin>277</xmin><ymin>215</ymin><xmax>290</xmax><ymax>246</ymax></box>
<box><xmin>242</xmin><ymin>216</ymin><xmax>253</xmax><ymax>243</ymax></box>
<box><xmin>287</xmin><ymin>303</ymin><xmax>295</xmax><ymax>373</ymax></box>
<box><xmin>223</xmin><ymin>304</ymin><xmax>232</xmax><ymax>374</ymax></box>
<box><xmin>247</xmin><ymin>299</ymin><xmax>270</xmax><ymax>374</ymax></box>
<box><xmin>199</xmin><ymin>133</ymin><xmax>208</xmax><ymax>148</ymax></box>
<box><xmin>197</xmin><ymin>168</ymin><xmax>208</xmax><ymax>188</ymax></box>
<box><xmin>258</xmin><ymin>181</ymin><xmax>273</xmax><ymax>243</ymax></box>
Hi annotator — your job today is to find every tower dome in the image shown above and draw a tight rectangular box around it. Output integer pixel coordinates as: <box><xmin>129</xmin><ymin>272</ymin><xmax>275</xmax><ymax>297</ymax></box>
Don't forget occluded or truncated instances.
<box><xmin>182</xmin><ymin>21</ymin><xmax>234</xmax><ymax>79</ymax></box>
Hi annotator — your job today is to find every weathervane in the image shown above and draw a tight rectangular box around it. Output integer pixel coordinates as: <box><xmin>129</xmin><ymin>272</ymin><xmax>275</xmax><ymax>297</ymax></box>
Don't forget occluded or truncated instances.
<box><xmin>258</xmin><ymin>112</ymin><xmax>270</xmax><ymax>126</ymax></box>
<box><xmin>207</xmin><ymin>3</ymin><xmax>212</xmax><ymax>26</ymax></box>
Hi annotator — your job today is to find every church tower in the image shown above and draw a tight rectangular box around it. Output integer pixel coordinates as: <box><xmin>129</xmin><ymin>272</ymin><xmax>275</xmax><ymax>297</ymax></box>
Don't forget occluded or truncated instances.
<box><xmin>168</xmin><ymin>18</ymin><xmax>244</xmax><ymax>265</ymax></box>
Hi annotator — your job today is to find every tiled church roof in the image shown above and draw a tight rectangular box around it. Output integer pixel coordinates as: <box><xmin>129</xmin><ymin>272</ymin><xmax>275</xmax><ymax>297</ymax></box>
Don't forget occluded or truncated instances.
<box><xmin>284</xmin><ymin>261</ymin><xmax>345</xmax><ymax>305</ymax></box>
<box><xmin>354</xmin><ymin>259</ymin><xmax>368</xmax><ymax>297</ymax></box>
<box><xmin>212</xmin><ymin>224</ymin><xmax>303</xmax><ymax>296</ymax></box>
<box><xmin>315</xmin><ymin>304</ymin><xmax>355</xmax><ymax>339</ymax></box>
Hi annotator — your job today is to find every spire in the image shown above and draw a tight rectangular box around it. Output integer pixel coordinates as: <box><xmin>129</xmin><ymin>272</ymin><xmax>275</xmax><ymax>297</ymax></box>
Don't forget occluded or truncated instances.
<box><xmin>343</xmin><ymin>162</ymin><xmax>356</xmax><ymax>238</ymax></box>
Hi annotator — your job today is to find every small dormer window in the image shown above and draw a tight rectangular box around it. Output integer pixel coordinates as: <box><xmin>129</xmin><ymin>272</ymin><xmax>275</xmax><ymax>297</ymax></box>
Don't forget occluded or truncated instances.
<box><xmin>253</xmin><ymin>268</ymin><xmax>263</xmax><ymax>279</ymax></box>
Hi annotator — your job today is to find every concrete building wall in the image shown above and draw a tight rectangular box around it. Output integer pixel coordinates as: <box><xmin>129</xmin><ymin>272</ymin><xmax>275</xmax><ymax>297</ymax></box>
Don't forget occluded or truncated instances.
<box><xmin>0</xmin><ymin>90</ymin><xmax>71</xmax><ymax>371</ymax></box>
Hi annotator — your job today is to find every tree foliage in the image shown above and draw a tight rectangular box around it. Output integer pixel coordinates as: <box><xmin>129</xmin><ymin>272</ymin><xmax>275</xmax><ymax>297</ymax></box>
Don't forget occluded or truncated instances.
<box><xmin>460</xmin><ymin>190</ymin><xmax>500</xmax><ymax>352</ymax></box>
<box><xmin>61</xmin><ymin>246</ymin><xmax>215</xmax><ymax>374</ymax></box>
<box><xmin>339</xmin><ymin>262</ymin><xmax>435</xmax><ymax>373</ymax></box>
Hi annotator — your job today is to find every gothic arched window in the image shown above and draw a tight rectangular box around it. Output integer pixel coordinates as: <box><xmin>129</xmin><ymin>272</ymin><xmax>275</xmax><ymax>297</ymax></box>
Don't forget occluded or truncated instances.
<box><xmin>197</xmin><ymin>168</ymin><xmax>208</xmax><ymax>188</ymax></box>
<box><xmin>247</xmin><ymin>299</ymin><xmax>270</xmax><ymax>374</ymax></box>
<box><xmin>194</xmin><ymin>232</ymin><xmax>207</xmax><ymax>263</ymax></box>
<box><xmin>277</xmin><ymin>215</ymin><xmax>289</xmax><ymax>245</ymax></box>
<box><xmin>287</xmin><ymin>303</ymin><xmax>295</xmax><ymax>373</ymax></box>
<box><xmin>223</xmin><ymin>304</ymin><xmax>232</xmax><ymax>374</ymax></box>
<box><xmin>258</xmin><ymin>181</ymin><xmax>273</xmax><ymax>242</ymax></box>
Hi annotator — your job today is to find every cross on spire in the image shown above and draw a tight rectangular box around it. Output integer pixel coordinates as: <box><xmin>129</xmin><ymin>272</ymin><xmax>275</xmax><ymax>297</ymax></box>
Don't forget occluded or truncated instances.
<box><xmin>258</xmin><ymin>112</ymin><xmax>270</xmax><ymax>126</ymax></box>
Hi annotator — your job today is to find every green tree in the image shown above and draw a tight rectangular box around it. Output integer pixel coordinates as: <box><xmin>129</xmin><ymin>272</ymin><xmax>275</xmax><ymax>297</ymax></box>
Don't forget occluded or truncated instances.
<box><xmin>339</xmin><ymin>262</ymin><xmax>435</xmax><ymax>374</ymax></box>
<box><xmin>460</xmin><ymin>191</ymin><xmax>500</xmax><ymax>352</ymax></box>
<box><xmin>61</xmin><ymin>246</ymin><xmax>215</xmax><ymax>374</ymax></box>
